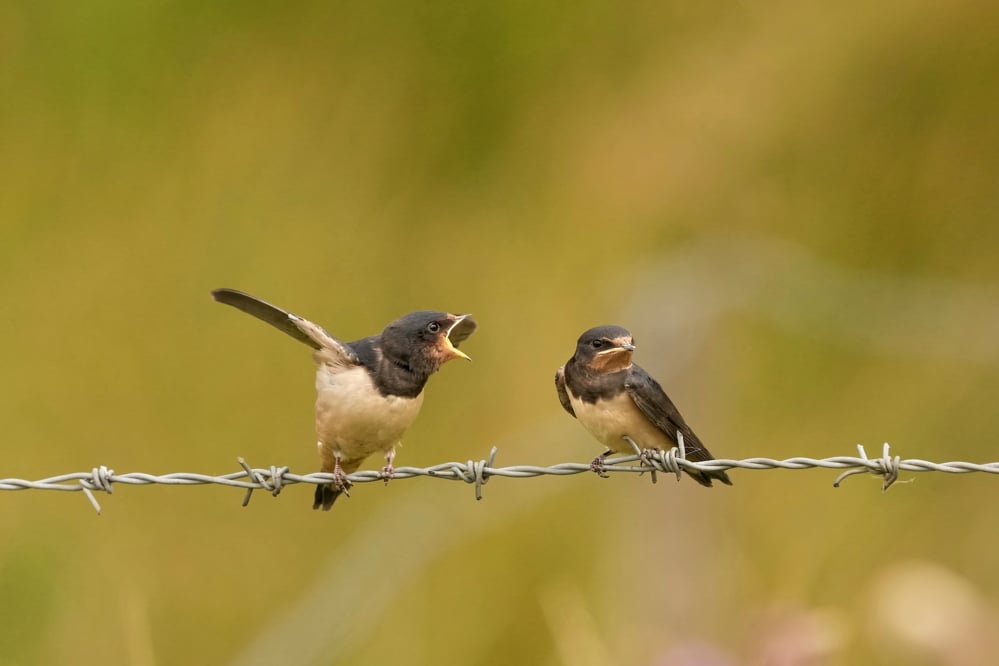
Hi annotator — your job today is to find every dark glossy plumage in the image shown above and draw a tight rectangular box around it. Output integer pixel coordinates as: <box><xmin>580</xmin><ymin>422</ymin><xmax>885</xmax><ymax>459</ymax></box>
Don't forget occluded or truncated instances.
<box><xmin>212</xmin><ymin>288</ymin><xmax>476</xmax><ymax>509</ymax></box>
<box><xmin>556</xmin><ymin>325</ymin><xmax>731</xmax><ymax>487</ymax></box>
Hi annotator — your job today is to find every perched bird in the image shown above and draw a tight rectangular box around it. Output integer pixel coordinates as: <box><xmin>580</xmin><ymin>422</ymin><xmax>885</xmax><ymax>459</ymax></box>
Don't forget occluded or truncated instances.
<box><xmin>555</xmin><ymin>325</ymin><xmax>732</xmax><ymax>487</ymax></box>
<box><xmin>212</xmin><ymin>288</ymin><xmax>476</xmax><ymax>510</ymax></box>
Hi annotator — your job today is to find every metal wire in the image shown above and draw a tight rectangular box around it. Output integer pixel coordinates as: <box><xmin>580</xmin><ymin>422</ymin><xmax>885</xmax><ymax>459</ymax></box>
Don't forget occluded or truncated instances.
<box><xmin>2</xmin><ymin>440</ymin><xmax>998</xmax><ymax>514</ymax></box>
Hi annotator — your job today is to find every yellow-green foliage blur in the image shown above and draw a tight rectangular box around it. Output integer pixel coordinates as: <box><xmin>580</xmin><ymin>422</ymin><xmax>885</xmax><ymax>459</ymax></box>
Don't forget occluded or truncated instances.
<box><xmin>2</xmin><ymin>1</ymin><xmax>998</xmax><ymax>664</ymax></box>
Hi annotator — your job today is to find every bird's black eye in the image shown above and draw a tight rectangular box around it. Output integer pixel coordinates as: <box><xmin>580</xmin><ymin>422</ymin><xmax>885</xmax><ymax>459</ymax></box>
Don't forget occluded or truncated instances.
<box><xmin>591</xmin><ymin>339</ymin><xmax>603</xmax><ymax>349</ymax></box>
<box><xmin>427</xmin><ymin>322</ymin><xmax>441</xmax><ymax>334</ymax></box>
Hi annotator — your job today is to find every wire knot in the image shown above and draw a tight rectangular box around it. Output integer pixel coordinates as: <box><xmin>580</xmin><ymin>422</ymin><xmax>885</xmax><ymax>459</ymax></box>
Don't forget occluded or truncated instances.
<box><xmin>261</xmin><ymin>465</ymin><xmax>289</xmax><ymax>496</ymax></box>
<box><xmin>85</xmin><ymin>466</ymin><xmax>115</xmax><ymax>493</ymax></box>
<box><xmin>624</xmin><ymin>435</ymin><xmax>685</xmax><ymax>483</ymax></box>
<box><xmin>78</xmin><ymin>466</ymin><xmax>114</xmax><ymax>515</ymax></box>
<box><xmin>237</xmin><ymin>458</ymin><xmax>289</xmax><ymax>507</ymax></box>
<box><xmin>452</xmin><ymin>447</ymin><xmax>498</xmax><ymax>500</ymax></box>
<box><xmin>833</xmin><ymin>443</ymin><xmax>901</xmax><ymax>491</ymax></box>
<box><xmin>875</xmin><ymin>444</ymin><xmax>901</xmax><ymax>490</ymax></box>
<box><xmin>659</xmin><ymin>446</ymin><xmax>685</xmax><ymax>481</ymax></box>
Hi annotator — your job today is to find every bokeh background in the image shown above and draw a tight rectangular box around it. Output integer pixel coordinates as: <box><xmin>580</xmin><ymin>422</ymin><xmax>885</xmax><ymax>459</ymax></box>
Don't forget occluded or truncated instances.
<box><xmin>2</xmin><ymin>1</ymin><xmax>998</xmax><ymax>664</ymax></box>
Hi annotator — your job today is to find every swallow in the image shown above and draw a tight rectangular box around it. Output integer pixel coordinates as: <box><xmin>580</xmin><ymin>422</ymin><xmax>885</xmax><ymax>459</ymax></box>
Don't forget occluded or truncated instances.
<box><xmin>555</xmin><ymin>325</ymin><xmax>732</xmax><ymax>487</ymax></box>
<box><xmin>212</xmin><ymin>288</ymin><xmax>476</xmax><ymax>510</ymax></box>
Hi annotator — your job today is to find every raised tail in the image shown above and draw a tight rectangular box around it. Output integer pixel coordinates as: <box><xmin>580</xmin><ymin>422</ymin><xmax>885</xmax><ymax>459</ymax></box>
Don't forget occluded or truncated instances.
<box><xmin>211</xmin><ymin>288</ymin><xmax>323</xmax><ymax>350</ymax></box>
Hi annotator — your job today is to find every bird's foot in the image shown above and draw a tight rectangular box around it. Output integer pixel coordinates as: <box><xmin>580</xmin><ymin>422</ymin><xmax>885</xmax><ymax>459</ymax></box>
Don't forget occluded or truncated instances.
<box><xmin>590</xmin><ymin>455</ymin><xmax>610</xmax><ymax>478</ymax></box>
<box><xmin>332</xmin><ymin>462</ymin><xmax>352</xmax><ymax>497</ymax></box>
<box><xmin>382</xmin><ymin>449</ymin><xmax>396</xmax><ymax>486</ymax></box>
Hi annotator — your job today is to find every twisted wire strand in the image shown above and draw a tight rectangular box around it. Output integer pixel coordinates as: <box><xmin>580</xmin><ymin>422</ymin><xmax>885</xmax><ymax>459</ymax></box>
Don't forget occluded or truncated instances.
<box><xmin>2</xmin><ymin>442</ymin><xmax>998</xmax><ymax>514</ymax></box>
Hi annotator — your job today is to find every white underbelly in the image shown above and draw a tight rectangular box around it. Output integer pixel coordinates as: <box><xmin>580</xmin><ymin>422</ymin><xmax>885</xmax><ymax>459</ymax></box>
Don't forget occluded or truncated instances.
<box><xmin>314</xmin><ymin>365</ymin><xmax>424</xmax><ymax>458</ymax></box>
<box><xmin>569</xmin><ymin>391</ymin><xmax>672</xmax><ymax>453</ymax></box>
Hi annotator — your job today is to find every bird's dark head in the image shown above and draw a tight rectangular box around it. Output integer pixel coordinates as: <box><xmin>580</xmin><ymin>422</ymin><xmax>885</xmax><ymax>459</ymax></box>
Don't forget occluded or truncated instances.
<box><xmin>573</xmin><ymin>325</ymin><xmax>635</xmax><ymax>372</ymax></box>
<box><xmin>381</xmin><ymin>311</ymin><xmax>477</xmax><ymax>374</ymax></box>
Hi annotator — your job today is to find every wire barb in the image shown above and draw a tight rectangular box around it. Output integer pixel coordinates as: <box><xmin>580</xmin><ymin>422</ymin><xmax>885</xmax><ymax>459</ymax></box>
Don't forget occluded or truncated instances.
<box><xmin>625</xmin><ymin>434</ymin><xmax>688</xmax><ymax>484</ymax></box>
<box><xmin>2</xmin><ymin>443</ymin><xmax>998</xmax><ymax>513</ymax></box>
<box><xmin>237</xmin><ymin>458</ymin><xmax>291</xmax><ymax>507</ymax></box>
<box><xmin>832</xmin><ymin>443</ymin><xmax>902</xmax><ymax>490</ymax></box>
<box><xmin>78</xmin><ymin>466</ymin><xmax>114</xmax><ymax>514</ymax></box>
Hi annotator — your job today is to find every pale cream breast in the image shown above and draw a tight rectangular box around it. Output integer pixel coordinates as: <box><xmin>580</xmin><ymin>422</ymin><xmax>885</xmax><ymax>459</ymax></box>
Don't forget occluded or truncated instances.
<box><xmin>568</xmin><ymin>390</ymin><xmax>672</xmax><ymax>453</ymax></box>
<box><xmin>314</xmin><ymin>365</ymin><xmax>425</xmax><ymax>459</ymax></box>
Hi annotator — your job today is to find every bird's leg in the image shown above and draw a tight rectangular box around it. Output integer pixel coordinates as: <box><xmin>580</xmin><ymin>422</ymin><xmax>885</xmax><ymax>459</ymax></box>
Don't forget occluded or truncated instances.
<box><xmin>621</xmin><ymin>436</ymin><xmax>655</xmax><ymax>466</ymax></box>
<box><xmin>381</xmin><ymin>448</ymin><xmax>396</xmax><ymax>486</ymax></box>
<box><xmin>332</xmin><ymin>454</ymin><xmax>352</xmax><ymax>497</ymax></box>
<box><xmin>590</xmin><ymin>450</ymin><xmax>613</xmax><ymax>478</ymax></box>
<box><xmin>622</xmin><ymin>435</ymin><xmax>658</xmax><ymax>477</ymax></box>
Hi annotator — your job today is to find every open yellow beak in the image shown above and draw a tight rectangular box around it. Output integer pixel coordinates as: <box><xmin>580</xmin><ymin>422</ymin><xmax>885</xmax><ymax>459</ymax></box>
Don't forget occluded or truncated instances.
<box><xmin>443</xmin><ymin>314</ymin><xmax>475</xmax><ymax>361</ymax></box>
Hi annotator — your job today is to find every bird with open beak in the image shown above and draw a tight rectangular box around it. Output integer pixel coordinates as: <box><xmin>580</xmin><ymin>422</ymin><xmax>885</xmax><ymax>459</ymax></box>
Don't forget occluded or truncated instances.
<box><xmin>555</xmin><ymin>325</ymin><xmax>732</xmax><ymax>487</ymax></box>
<box><xmin>212</xmin><ymin>288</ymin><xmax>476</xmax><ymax>509</ymax></box>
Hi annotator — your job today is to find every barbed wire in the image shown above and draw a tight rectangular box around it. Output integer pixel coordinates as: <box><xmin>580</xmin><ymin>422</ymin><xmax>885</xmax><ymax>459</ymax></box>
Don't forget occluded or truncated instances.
<box><xmin>2</xmin><ymin>439</ymin><xmax>997</xmax><ymax>514</ymax></box>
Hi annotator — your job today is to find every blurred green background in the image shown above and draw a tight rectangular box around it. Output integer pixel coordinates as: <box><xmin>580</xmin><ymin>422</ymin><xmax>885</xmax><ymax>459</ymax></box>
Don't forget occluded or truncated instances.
<box><xmin>2</xmin><ymin>1</ymin><xmax>998</xmax><ymax>664</ymax></box>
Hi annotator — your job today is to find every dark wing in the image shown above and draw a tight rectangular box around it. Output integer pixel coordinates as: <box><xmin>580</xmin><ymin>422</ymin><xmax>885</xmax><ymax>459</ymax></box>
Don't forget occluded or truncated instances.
<box><xmin>554</xmin><ymin>366</ymin><xmax>576</xmax><ymax>417</ymax></box>
<box><xmin>624</xmin><ymin>364</ymin><xmax>732</xmax><ymax>486</ymax></box>
<box><xmin>211</xmin><ymin>288</ymin><xmax>360</xmax><ymax>367</ymax></box>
